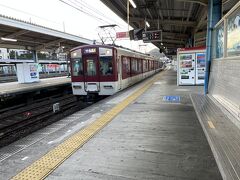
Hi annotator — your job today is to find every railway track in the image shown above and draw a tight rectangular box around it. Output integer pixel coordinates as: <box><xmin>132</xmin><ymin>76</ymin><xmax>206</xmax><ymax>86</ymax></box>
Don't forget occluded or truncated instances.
<box><xmin>0</xmin><ymin>94</ymin><xmax>89</xmax><ymax>147</ymax></box>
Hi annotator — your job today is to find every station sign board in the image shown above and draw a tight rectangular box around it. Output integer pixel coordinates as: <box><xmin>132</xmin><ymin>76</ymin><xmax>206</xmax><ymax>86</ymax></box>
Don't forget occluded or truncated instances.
<box><xmin>129</xmin><ymin>28</ymin><xmax>144</xmax><ymax>40</ymax></box>
<box><xmin>116</xmin><ymin>32</ymin><xmax>129</xmax><ymax>39</ymax></box>
<box><xmin>142</xmin><ymin>30</ymin><xmax>162</xmax><ymax>42</ymax></box>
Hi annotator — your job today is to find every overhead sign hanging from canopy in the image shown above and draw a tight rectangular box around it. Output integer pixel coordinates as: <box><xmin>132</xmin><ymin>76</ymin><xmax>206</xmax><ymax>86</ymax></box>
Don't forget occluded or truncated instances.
<box><xmin>142</xmin><ymin>30</ymin><xmax>162</xmax><ymax>42</ymax></box>
<box><xmin>116</xmin><ymin>32</ymin><xmax>129</xmax><ymax>39</ymax></box>
<box><xmin>116</xmin><ymin>29</ymin><xmax>163</xmax><ymax>42</ymax></box>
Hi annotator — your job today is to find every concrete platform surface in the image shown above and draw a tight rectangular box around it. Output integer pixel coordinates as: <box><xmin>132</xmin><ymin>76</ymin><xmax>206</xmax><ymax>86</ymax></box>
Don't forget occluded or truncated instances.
<box><xmin>0</xmin><ymin>68</ymin><xmax>222</xmax><ymax>180</ymax></box>
<box><xmin>0</xmin><ymin>76</ymin><xmax>71</xmax><ymax>96</ymax></box>
<box><xmin>46</xmin><ymin>69</ymin><xmax>221</xmax><ymax>179</ymax></box>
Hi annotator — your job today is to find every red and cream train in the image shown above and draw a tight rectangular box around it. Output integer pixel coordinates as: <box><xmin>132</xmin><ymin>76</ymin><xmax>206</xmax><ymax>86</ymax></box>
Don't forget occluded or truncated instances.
<box><xmin>70</xmin><ymin>44</ymin><xmax>164</xmax><ymax>96</ymax></box>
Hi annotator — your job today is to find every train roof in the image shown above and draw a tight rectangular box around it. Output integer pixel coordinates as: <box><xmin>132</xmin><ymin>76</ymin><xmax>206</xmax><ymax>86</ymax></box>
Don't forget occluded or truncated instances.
<box><xmin>70</xmin><ymin>44</ymin><xmax>161</xmax><ymax>61</ymax></box>
<box><xmin>70</xmin><ymin>44</ymin><xmax>159</xmax><ymax>60</ymax></box>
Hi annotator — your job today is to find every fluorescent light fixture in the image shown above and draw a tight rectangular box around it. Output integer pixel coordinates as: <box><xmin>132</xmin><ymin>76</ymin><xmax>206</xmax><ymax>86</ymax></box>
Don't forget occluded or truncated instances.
<box><xmin>146</xmin><ymin>21</ymin><xmax>150</xmax><ymax>28</ymax></box>
<box><xmin>161</xmin><ymin>43</ymin><xmax>163</xmax><ymax>45</ymax></box>
<box><xmin>1</xmin><ymin>37</ymin><xmax>17</xmax><ymax>42</ymax></box>
<box><xmin>129</xmin><ymin>0</ymin><xmax>137</xmax><ymax>8</ymax></box>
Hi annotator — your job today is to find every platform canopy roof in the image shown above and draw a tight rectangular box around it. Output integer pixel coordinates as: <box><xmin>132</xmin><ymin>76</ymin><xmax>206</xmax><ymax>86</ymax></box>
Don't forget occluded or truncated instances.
<box><xmin>0</xmin><ymin>14</ymin><xmax>94</xmax><ymax>52</ymax></box>
<box><xmin>100</xmin><ymin>0</ymin><xmax>239</xmax><ymax>55</ymax></box>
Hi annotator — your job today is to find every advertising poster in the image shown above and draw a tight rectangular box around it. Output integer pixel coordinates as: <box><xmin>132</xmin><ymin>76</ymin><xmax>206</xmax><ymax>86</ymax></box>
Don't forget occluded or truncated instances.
<box><xmin>179</xmin><ymin>54</ymin><xmax>193</xmax><ymax>68</ymax></box>
<box><xmin>197</xmin><ymin>53</ymin><xmax>205</xmax><ymax>68</ymax></box>
<box><xmin>197</xmin><ymin>53</ymin><xmax>205</xmax><ymax>80</ymax></box>
<box><xmin>30</xmin><ymin>64</ymin><xmax>38</xmax><ymax>79</ymax></box>
<box><xmin>227</xmin><ymin>13</ymin><xmax>240</xmax><ymax>56</ymax></box>
<box><xmin>216</xmin><ymin>24</ymin><xmax>224</xmax><ymax>58</ymax></box>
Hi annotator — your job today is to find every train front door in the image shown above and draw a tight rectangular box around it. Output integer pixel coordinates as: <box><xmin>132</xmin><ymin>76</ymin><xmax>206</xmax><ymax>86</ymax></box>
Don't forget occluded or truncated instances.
<box><xmin>82</xmin><ymin>55</ymin><xmax>100</xmax><ymax>93</ymax></box>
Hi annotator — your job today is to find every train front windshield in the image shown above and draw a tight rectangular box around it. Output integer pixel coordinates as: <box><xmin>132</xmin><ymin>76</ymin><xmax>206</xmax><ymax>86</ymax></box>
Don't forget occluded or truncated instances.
<box><xmin>99</xmin><ymin>56</ymin><xmax>113</xmax><ymax>75</ymax></box>
<box><xmin>71</xmin><ymin>49</ymin><xmax>83</xmax><ymax>76</ymax></box>
<box><xmin>71</xmin><ymin>47</ymin><xmax>114</xmax><ymax>80</ymax></box>
<box><xmin>71</xmin><ymin>47</ymin><xmax>99</xmax><ymax>80</ymax></box>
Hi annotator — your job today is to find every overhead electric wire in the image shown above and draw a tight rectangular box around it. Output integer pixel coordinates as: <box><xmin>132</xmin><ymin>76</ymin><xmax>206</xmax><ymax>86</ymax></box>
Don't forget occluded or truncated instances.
<box><xmin>69</xmin><ymin>0</ymin><xmax>111</xmax><ymax>24</ymax></box>
<box><xmin>59</xmin><ymin>0</ymin><xmax>126</xmax><ymax>29</ymax></box>
<box><xmin>73</xmin><ymin>0</ymin><xmax>108</xmax><ymax>19</ymax></box>
<box><xmin>59</xmin><ymin>0</ymin><xmax>112</xmax><ymax>25</ymax></box>
<box><xmin>73</xmin><ymin>0</ymin><xmax>125</xmax><ymax>28</ymax></box>
<box><xmin>59</xmin><ymin>0</ymin><xmax>132</xmax><ymax>44</ymax></box>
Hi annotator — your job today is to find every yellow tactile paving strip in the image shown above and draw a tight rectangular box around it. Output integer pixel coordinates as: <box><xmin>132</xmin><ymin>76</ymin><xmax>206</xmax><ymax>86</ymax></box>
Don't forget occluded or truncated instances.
<box><xmin>11</xmin><ymin>72</ymin><xmax>164</xmax><ymax>180</ymax></box>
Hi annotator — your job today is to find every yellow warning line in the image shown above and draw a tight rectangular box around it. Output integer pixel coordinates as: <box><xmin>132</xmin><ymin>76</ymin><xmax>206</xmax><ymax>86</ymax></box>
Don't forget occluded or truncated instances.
<box><xmin>11</xmin><ymin>71</ymin><xmax>164</xmax><ymax>180</ymax></box>
<box><xmin>208</xmin><ymin>121</ymin><xmax>215</xmax><ymax>129</ymax></box>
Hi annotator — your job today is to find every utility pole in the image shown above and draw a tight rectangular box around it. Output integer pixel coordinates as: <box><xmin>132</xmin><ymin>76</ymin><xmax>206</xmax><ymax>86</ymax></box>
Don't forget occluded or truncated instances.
<box><xmin>127</xmin><ymin>0</ymin><xmax>130</xmax><ymax>32</ymax></box>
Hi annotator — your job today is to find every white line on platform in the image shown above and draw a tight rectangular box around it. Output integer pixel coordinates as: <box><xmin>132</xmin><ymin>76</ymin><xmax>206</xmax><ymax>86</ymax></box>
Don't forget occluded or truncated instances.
<box><xmin>47</xmin><ymin>141</ymin><xmax>54</xmax><ymax>144</ymax></box>
<box><xmin>21</xmin><ymin>156</ymin><xmax>29</xmax><ymax>161</ymax></box>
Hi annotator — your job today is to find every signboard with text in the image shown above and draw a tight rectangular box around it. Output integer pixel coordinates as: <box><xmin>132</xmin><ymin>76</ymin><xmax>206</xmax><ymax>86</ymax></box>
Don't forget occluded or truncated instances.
<box><xmin>142</xmin><ymin>30</ymin><xmax>162</xmax><ymax>42</ymax></box>
<box><xmin>116</xmin><ymin>32</ymin><xmax>129</xmax><ymax>39</ymax></box>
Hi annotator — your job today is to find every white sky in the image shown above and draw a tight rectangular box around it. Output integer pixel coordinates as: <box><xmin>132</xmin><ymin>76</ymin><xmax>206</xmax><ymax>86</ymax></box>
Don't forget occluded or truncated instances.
<box><xmin>0</xmin><ymin>0</ymin><xmax>158</xmax><ymax>53</ymax></box>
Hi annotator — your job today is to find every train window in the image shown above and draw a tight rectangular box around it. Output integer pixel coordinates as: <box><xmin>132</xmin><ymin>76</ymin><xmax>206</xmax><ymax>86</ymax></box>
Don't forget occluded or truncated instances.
<box><xmin>138</xmin><ymin>59</ymin><xmax>142</xmax><ymax>73</ymax></box>
<box><xmin>126</xmin><ymin>59</ymin><xmax>130</xmax><ymax>75</ymax></box>
<box><xmin>131</xmin><ymin>58</ymin><xmax>138</xmax><ymax>74</ymax></box>
<box><xmin>86</xmin><ymin>59</ymin><xmax>96</xmax><ymax>76</ymax></box>
<box><xmin>72</xmin><ymin>58</ymin><xmax>83</xmax><ymax>76</ymax></box>
<box><xmin>100</xmin><ymin>56</ymin><xmax>113</xmax><ymax>76</ymax></box>
<box><xmin>122</xmin><ymin>56</ymin><xmax>130</xmax><ymax>79</ymax></box>
<box><xmin>143</xmin><ymin>60</ymin><xmax>148</xmax><ymax>72</ymax></box>
<box><xmin>150</xmin><ymin>61</ymin><xmax>154</xmax><ymax>70</ymax></box>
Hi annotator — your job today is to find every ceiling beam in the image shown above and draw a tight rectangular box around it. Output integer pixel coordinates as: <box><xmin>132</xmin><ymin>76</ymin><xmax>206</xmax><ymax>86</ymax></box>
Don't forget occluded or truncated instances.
<box><xmin>193</xmin><ymin>6</ymin><xmax>207</xmax><ymax>33</ymax></box>
<box><xmin>146</xmin><ymin>8</ymin><xmax>153</xmax><ymax>19</ymax></box>
<box><xmin>184</xmin><ymin>2</ymin><xmax>193</xmax><ymax>33</ymax></box>
<box><xmin>0</xmin><ymin>43</ymin><xmax>26</xmax><ymax>49</ymax></box>
<box><xmin>159</xmin><ymin>44</ymin><xmax>184</xmax><ymax>48</ymax></box>
<box><xmin>157</xmin><ymin>0</ymin><xmax>163</xmax><ymax>20</ymax></box>
<box><xmin>100</xmin><ymin>1</ymin><xmax>129</xmax><ymax>26</ymax></box>
<box><xmin>35</xmin><ymin>39</ymin><xmax>65</xmax><ymax>50</ymax></box>
<box><xmin>0</xmin><ymin>30</ymin><xmax>29</xmax><ymax>43</ymax></box>
<box><xmin>162</xmin><ymin>32</ymin><xmax>189</xmax><ymax>39</ymax></box>
<box><xmin>161</xmin><ymin>39</ymin><xmax>186</xmax><ymax>44</ymax></box>
<box><xmin>195</xmin><ymin>37</ymin><xmax>206</xmax><ymax>42</ymax></box>
<box><xmin>130</xmin><ymin>17</ymin><xmax>197</xmax><ymax>27</ymax></box>
<box><xmin>175</xmin><ymin>0</ymin><xmax>207</xmax><ymax>6</ymax></box>
<box><xmin>195</xmin><ymin>31</ymin><xmax>207</xmax><ymax>37</ymax></box>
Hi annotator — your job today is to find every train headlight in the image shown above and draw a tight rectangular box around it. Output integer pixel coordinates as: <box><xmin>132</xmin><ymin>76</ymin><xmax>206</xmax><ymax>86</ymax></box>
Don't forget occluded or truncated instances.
<box><xmin>103</xmin><ymin>85</ymin><xmax>113</xmax><ymax>89</ymax></box>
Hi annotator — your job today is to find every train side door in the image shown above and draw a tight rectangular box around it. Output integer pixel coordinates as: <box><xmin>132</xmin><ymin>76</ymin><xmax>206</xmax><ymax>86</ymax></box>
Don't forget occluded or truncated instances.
<box><xmin>117</xmin><ymin>56</ymin><xmax>122</xmax><ymax>90</ymax></box>
<box><xmin>178</xmin><ymin>53</ymin><xmax>195</xmax><ymax>85</ymax></box>
<box><xmin>82</xmin><ymin>55</ymin><xmax>100</xmax><ymax>92</ymax></box>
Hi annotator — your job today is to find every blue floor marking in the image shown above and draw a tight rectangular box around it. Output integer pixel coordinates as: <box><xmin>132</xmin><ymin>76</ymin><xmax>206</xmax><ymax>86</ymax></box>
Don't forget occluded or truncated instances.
<box><xmin>163</xmin><ymin>96</ymin><xmax>181</xmax><ymax>102</ymax></box>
